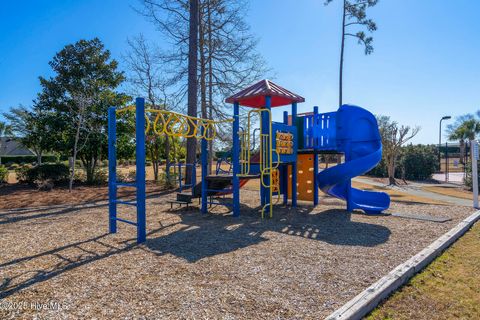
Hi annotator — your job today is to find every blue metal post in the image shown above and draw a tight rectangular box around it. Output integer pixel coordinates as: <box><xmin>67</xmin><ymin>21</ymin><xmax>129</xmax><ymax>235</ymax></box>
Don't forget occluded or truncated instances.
<box><xmin>282</xmin><ymin>111</ymin><xmax>289</xmax><ymax>205</ymax></box>
<box><xmin>291</xmin><ymin>102</ymin><xmax>297</xmax><ymax>207</ymax></box>
<box><xmin>345</xmin><ymin>141</ymin><xmax>353</xmax><ymax>211</ymax></box>
<box><xmin>261</xmin><ymin>96</ymin><xmax>271</xmax><ymax>208</ymax></box>
<box><xmin>178</xmin><ymin>164</ymin><xmax>182</xmax><ymax>192</ymax></box>
<box><xmin>201</xmin><ymin>128</ymin><xmax>208</xmax><ymax>214</ymax></box>
<box><xmin>135</xmin><ymin>98</ymin><xmax>146</xmax><ymax>243</ymax></box>
<box><xmin>232</xmin><ymin>102</ymin><xmax>240</xmax><ymax>216</ymax></box>
<box><xmin>313</xmin><ymin>106</ymin><xmax>319</xmax><ymax>206</ymax></box>
<box><xmin>108</xmin><ymin>107</ymin><xmax>117</xmax><ymax>234</ymax></box>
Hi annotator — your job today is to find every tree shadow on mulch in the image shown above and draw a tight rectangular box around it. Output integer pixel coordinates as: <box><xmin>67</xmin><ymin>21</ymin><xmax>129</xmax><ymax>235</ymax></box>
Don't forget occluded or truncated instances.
<box><xmin>0</xmin><ymin>219</ymin><xmax>181</xmax><ymax>299</ymax></box>
<box><xmin>1</xmin><ymin>200</ymin><xmax>391</xmax><ymax>298</ymax></box>
<box><xmin>0</xmin><ymin>189</ymin><xmax>174</xmax><ymax>225</ymax></box>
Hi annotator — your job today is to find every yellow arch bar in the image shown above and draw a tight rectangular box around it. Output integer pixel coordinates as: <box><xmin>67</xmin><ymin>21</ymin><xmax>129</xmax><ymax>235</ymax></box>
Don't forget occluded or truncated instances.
<box><xmin>115</xmin><ymin>106</ymin><xmax>233</xmax><ymax>140</ymax></box>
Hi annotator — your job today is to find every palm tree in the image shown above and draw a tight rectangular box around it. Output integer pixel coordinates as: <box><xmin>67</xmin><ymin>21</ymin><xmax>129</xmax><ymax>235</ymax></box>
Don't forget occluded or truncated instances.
<box><xmin>448</xmin><ymin>114</ymin><xmax>480</xmax><ymax>163</ymax></box>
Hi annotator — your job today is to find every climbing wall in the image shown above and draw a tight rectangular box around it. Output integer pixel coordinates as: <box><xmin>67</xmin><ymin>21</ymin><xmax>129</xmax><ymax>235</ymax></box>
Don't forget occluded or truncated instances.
<box><xmin>287</xmin><ymin>153</ymin><xmax>315</xmax><ymax>201</ymax></box>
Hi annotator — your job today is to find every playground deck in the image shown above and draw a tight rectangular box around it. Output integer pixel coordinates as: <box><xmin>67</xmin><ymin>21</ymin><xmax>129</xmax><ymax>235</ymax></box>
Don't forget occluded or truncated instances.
<box><xmin>0</xmin><ymin>189</ymin><xmax>475</xmax><ymax>319</ymax></box>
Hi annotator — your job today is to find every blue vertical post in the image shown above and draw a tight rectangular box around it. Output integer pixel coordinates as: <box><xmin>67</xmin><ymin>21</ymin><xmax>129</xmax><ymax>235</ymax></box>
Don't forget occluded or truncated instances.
<box><xmin>135</xmin><ymin>98</ymin><xmax>146</xmax><ymax>243</ymax></box>
<box><xmin>313</xmin><ymin>106</ymin><xmax>319</xmax><ymax>206</ymax></box>
<box><xmin>178</xmin><ymin>164</ymin><xmax>182</xmax><ymax>192</ymax></box>
<box><xmin>201</xmin><ymin>128</ymin><xmax>208</xmax><ymax>214</ymax></box>
<box><xmin>232</xmin><ymin>102</ymin><xmax>240</xmax><ymax>216</ymax></box>
<box><xmin>282</xmin><ymin>111</ymin><xmax>289</xmax><ymax>205</ymax></box>
<box><xmin>108</xmin><ymin>107</ymin><xmax>117</xmax><ymax>234</ymax></box>
<box><xmin>345</xmin><ymin>141</ymin><xmax>353</xmax><ymax>211</ymax></box>
<box><xmin>261</xmin><ymin>96</ymin><xmax>271</xmax><ymax>209</ymax></box>
<box><xmin>291</xmin><ymin>102</ymin><xmax>298</xmax><ymax>207</ymax></box>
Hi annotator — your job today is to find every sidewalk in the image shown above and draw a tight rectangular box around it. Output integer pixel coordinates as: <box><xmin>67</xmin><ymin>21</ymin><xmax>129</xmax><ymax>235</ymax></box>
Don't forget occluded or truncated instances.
<box><xmin>354</xmin><ymin>177</ymin><xmax>472</xmax><ymax>207</ymax></box>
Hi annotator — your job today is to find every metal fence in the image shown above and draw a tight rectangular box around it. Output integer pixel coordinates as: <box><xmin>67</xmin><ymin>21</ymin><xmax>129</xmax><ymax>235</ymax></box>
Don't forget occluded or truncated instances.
<box><xmin>437</xmin><ymin>142</ymin><xmax>470</xmax><ymax>183</ymax></box>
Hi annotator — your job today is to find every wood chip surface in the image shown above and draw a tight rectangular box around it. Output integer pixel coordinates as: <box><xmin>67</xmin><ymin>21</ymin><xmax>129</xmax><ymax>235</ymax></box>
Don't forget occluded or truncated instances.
<box><xmin>0</xmin><ymin>188</ymin><xmax>475</xmax><ymax>319</ymax></box>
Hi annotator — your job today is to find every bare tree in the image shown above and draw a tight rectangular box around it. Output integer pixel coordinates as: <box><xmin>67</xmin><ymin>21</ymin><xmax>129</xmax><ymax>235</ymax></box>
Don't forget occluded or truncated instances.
<box><xmin>124</xmin><ymin>34</ymin><xmax>173</xmax><ymax>181</ymax></box>
<box><xmin>325</xmin><ymin>0</ymin><xmax>378</xmax><ymax>106</ymax></box>
<box><xmin>69</xmin><ymin>92</ymin><xmax>95</xmax><ymax>191</ymax></box>
<box><xmin>137</xmin><ymin>0</ymin><xmax>269</xmax><ymax>175</ymax></box>
<box><xmin>377</xmin><ymin>115</ymin><xmax>420</xmax><ymax>185</ymax></box>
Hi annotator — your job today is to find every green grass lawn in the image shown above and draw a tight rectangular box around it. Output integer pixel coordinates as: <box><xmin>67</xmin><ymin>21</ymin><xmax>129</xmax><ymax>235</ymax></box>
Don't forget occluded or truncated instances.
<box><xmin>366</xmin><ymin>221</ymin><xmax>480</xmax><ymax>320</ymax></box>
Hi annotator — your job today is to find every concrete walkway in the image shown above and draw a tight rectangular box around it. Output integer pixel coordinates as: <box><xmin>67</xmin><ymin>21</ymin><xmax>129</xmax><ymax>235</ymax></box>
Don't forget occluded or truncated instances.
<box><xmin>353</xmin><ymin>177</ymin><xmax>473</xmax><ymax>207</ymax></box>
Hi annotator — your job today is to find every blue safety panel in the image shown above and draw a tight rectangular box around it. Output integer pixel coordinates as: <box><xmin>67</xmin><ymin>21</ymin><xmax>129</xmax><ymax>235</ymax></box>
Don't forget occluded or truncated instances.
<box><xmin>272</xmin><ymin>122</ymin><xmax>297</xmax><ymax>163</ymax></box>
<box><xmin>303</xmin><ymin>112</ymin><xmax>337</xmax><ymax>150</ymax></box>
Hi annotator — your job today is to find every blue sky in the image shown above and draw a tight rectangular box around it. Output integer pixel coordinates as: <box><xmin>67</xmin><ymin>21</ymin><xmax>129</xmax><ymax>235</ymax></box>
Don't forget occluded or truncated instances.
<box><xmin>0</xmin><ymin>0</ymin><xmax>479</xmax><ymax>144</ymax></box>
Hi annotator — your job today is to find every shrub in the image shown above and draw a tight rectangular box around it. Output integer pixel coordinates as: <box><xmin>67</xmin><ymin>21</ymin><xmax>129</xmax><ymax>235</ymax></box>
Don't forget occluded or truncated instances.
<box><xmin>366</xmin><ymin>158</ymin><xmax>388</xmax><ymax>178</ymax></box>
<box><xmin>8</xmin><ymin>163</ymin><xmax>19</xmax><ymax>170</ymax></box>
<box><xmin>367</xmin><ymin>144</ymin><xmax>439</xmax><ymax>181</ymax></box>
<box><xmin>15</xmin><ymin>164</ymin><xmax>33</xmax><ymax>183</ymax></box>
<box><xmin>465</xmin><ymin>161</ymin><xmax>480</xmax><ymax>191</ymax></box>
<box><xmin>36</xmin><ymin>179</ymin><xmax>54</xmax><ymax>191</ymax></box>
<box><xmin>127</xmin><ymin>170</ymin><xmax>136</xmax><ymax>181</ymax></box>
<box><xmin>399</xmin><ymin>144</ymin><xmax>439</xmax><ymax>180</ymax></box>
<box><xmin>24</xmin><ymin>163</ymin><xmax>70</xmax><ymax>185</ymax></box>
<box><xmin>0</xmin><ymin>155</ymin><xmax>60</xmax><ymax>164</ymax></box>
<box><xmin>90</xmin><ymin>169</ymin><xmax>108</xmax><ymax>185</ymax></box>
<box><xmin>0</xmin><ymin>165</ymin><xmax>8</xmax><ymax>183</ymax></box>
<box><xmin>74</xmin><ymin>170</ymin><xmax>86</xmax><ymax>183</ymax></box>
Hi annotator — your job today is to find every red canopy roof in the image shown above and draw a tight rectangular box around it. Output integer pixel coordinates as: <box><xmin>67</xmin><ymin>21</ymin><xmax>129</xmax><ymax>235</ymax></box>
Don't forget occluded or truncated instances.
<box><xmin>225</xmin><ymin>79</ymin><xmax>305</xmax><ymax>108</ymax></box>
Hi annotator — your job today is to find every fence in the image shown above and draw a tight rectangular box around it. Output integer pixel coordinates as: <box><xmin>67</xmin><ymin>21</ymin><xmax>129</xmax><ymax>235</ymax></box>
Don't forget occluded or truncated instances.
<box><xmin>437</xmin><ymin>142</ymin><xmax>470</xmax><ymax>183</ymax></box>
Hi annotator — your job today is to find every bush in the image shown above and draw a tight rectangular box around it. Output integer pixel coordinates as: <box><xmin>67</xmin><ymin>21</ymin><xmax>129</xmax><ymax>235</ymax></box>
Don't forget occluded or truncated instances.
<box><xmin>367</xmin><ymin>144</ymin><xmax>439</xmax><ymax>181</ymax></box>
<box><xmin>8</xmin><ymin>163</ymin><xmax>19</xmax><ymax>170</ymax></box>
<box><xmin>366</xmin><ymin>158</ymin><xmax>388</xmax><ymax>178</ymax></box>
<box><xmin>90</xmin><ymin>169</ymin><xmax>108</xmax><ymax>185</ymax></box>
<box><xmin>15</xmin><ymin>164</ymin><xmax>32</xmax><ymax>183</ymax></box>
<box><xmin>0</xmin><ymin>165</ymin><xmax>8</xmax><ymax>183</ymax></box>
<box><xmin>24</xmin><ymin>163</ymin><xmax>70</xmax><ymax>185</ymax></box>
<box><xmin>73</xmin><ymin>169</ymin><xmax>86</xmax><ymax>183</ymax></box>
<box><xmin>0</xmin><ymin>155</ymin><xmax>60</xmax><ymax>164</ymax></box>
<box><xmin>465</xmin><ymin>161</ymin><xmax>480</xmax><ymax>191</ymax></box>
<box><xmin>399</xmin><ymin>144</ymin><xmax>439</xmax><ymax>180</ymax></box>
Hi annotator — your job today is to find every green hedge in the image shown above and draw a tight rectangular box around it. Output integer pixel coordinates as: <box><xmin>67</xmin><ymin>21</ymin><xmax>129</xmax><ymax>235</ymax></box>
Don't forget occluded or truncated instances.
<box><xmin>0</xmin><ymin>155</ymin><xmax>60</xmax><ymax>165</ymax></box>
<box><xmin>18</xmin><ymin>163</ymin><xmax>70</xmax><ymax>185</ymax></box>
<box><xmin>400</xmin><ymin>145</ymin><xmax>439</xmax><ymax>180</ymax></box>
<box><xmin>465</xmin><ymin>161</ymin><xmax>480</xmax><ymax>191</ymax></box>
<box><xmin>367</xmin><ymin>144</ymin><xmax>439</xmax><ymax>181</ymax></box>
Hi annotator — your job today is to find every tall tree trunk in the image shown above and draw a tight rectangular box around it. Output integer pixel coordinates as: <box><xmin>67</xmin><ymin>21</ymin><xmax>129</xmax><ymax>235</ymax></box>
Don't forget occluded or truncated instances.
<box><xmin>165</xmin><ymin>135</ymin><xmax>171</xmax><ymax>181</ymax></box>
<box><xmin>186</xmin><ymin>0</ymin><xmax>199</xmax><ymax>185</ymax></box>
<box><xmin>339</xmin><ymin>0</ymin><xmax>346</xmax><ymax>107</ymax></box>
<box><xmin>387</xmin><ymin>154</ymin><xmax>396</xmax><ymax>185</ymax></box>
<box><xmin>199</xmin><ymin>6</ymin><xmax>208</xmax><ymax>173</ymax></box>
<box><xmin>337</xmin><ymin>0</ymin><xmax>346</xmax><ymax>164</ymax></box>
<box><xmin>69</xmin><ymin>115</ymin><xmax>83</xmax><ymax>192</ymax></box>
<box><xmin>207</xmin><ymin>0</ymin><xmax>213</xmax><ymax>175</ymax></box>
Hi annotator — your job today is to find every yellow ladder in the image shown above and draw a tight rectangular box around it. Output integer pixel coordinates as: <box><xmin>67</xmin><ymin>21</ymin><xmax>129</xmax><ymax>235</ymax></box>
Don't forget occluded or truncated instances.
<box><xmin>239</xmin><ymin>109</ymin><xmax>280</xmax><ymax>218</ymax></box>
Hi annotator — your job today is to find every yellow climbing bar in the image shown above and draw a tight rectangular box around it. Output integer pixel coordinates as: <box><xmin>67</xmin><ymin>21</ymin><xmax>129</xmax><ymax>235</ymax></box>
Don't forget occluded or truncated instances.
<box><xmin>115</xmin><ymin>106</ymin><xmax>233</xmax><ymax>140</ymax></box>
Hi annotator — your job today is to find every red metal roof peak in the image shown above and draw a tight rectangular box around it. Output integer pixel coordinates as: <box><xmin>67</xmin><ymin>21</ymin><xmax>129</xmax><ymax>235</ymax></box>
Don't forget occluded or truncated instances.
<box><xmin>225</xmin><ymin>79</ymin><xmax>305</xmax><ymax>108</ymax></box>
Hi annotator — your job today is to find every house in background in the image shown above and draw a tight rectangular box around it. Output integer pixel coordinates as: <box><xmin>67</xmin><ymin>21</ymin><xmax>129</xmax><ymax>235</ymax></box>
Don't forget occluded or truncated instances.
<box><xmin>0</xmin><ymin>137</ymin><xmax>35</xmax><ymax>164</ymax></box>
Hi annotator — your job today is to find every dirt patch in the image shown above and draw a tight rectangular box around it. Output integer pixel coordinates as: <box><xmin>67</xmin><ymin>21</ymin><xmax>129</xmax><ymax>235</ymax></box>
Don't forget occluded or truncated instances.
<box><xmin>0</xmin><ymin>182</ymin><xmax>168</xmax><ymax>210</ymax></box>
<box><xmin>0</xmin><ymin>186</ymin><xmax>475</xmax><ymax>319</ymax></box>
<box><xmin>351</xmin><ymin>181</ymin><xmax>447</xmax><ymax>205</ymax></box>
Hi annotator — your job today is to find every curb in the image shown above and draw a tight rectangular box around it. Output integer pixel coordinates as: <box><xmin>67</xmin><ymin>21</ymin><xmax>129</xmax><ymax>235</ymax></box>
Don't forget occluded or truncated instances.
<box><xmin>325</xmin><ymin>209</ymin><xmax>480</xmax><ymax>320</ymax></box>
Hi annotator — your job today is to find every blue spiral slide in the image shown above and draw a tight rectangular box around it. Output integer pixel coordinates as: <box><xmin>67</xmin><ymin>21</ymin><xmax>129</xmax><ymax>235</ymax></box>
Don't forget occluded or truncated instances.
<box><xmin>316</xmin><ymin>105</ymin><xmax>390</xmax><ymax>214</ymax></box>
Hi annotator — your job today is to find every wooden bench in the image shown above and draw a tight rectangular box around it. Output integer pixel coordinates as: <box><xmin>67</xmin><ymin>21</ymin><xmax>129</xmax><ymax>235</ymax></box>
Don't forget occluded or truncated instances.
<box><xmin>167</xmin><ymin>200</ymin><xmax>191</xmax><ymax>210</ymax></box>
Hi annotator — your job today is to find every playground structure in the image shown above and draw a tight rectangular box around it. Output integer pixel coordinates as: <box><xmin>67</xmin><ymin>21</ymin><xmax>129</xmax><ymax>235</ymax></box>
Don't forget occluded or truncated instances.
<box><xmin>108</xmin><ymin>79</ymin><xmax>390</xmax><ymax>243</ymax></box>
